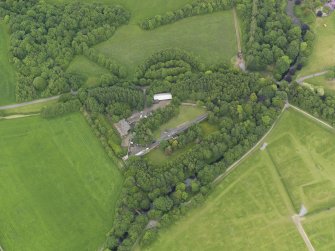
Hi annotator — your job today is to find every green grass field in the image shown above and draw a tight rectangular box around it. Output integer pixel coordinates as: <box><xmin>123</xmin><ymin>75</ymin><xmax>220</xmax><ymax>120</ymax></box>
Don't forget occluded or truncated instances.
<box><xmin>153</xmin><ymin>105</ymin><xmax>206</xmax><ymax>138</ymax></box>
<box><xmin>0</xmin><ymin>22</ymin><xmax>16</xmax><ymax>105</ymax></box>
<box><xmin>266</xmin><ymin>109</ymin><xmax>335</xmax><ymax>214</ymax></box>
<box><xmin>0</xmin><ymin>99</ymin><xmax>58</xmax><ymax>116</ymax></box>
<box><xmin>67</xmin><ymin>55</ymin><xmax>111</xmax><ymax>87</ymax></box>
<box><xmin>0</xmin><ymin>114</ymin><xmax>123</xmax><ymax>251</ymax></box>
<box><xmin>304</xmin><ymin>210</ymin><xmax>335</xmax><ymax>250</ymax></box>
<box><xmin>298</xmin><ymin>12</ymin><xmax>335</xmax><ymax>77</ymax></box>
<box><xmin>95</xmin><ymin>11</ymin><xmax>237</xmax><ymax>77</ymax></box>
<box><xmin>141</xmin><ymin>108</ymin><xmax>335</xmax><ymax>250</ymax></box>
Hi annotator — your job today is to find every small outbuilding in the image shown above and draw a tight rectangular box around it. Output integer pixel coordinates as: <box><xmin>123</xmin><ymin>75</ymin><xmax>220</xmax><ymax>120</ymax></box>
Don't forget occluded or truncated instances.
<box><xmin>154</xmin><ymin>93</ymin><xmax>172</xmax><ymax>102</ymax></box>
<box><xmin>114</xmin><ymin>119</ymin><xmax>131</xmax><ymax>137</ymax></box>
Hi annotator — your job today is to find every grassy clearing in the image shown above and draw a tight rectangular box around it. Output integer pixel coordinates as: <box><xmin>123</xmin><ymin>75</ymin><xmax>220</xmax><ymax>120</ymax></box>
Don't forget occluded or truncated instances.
<box><xmin>67</xmin><ymin>55</ymin><xmax>111</xmax><ymax>88</ymax></box>
<box><xmin>95</xmin><ymin>11</ymin><xmax>237</xmax><ymax>77</ymax></box>
<box><xmin>298</xmin><ymin>12</ymin><xmax>335</xmax><ymax>77</ymax></box>
<box><xmin>0</xmin><ymin>113</ymin><xmax>123</xmax><ymax>251</ymax></box>
<box><xmin>153</xmin><ymin>105</ymin><xmax>206</xmax><ymax>138</ymax></box>
<box><xmin>141</xmin><ymin>138</ymin><xmax>305</xmax><ymax>250</ymax></box>
<box><xmin>46</xmin><ymin>0</ymin><xmax>192</xmax><ymax>23</ymax></box>
<box><xmin>0</xmin><ymin>22</ymin><xmax>16</xmax><ymax>105</ymax></box>
<box><xmin>266</xmin><ymin>109</ymin><xmax>335</xmax><ymax>213</ymax></box>
<box><xmin>304</xmin><ymin>74</ymin><xmax>335</xmax><ymax>95</ymax></box>
<box><xmin>304</xmin><ymin>210</ymin><xmax>335</xmax><ymax>250</ymax></box>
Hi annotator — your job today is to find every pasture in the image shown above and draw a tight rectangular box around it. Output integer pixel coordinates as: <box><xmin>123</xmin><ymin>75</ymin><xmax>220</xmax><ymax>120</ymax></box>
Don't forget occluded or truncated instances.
<box><xmin>95</xmin><ymin>11</ymin><xmax>237</xmax><ymax>77</ymax></box>
<box><xmin>142</xmin><ymin>108</ymin><xmax>335</xmax><ymax>250</ymax></box>
<box><xmin>266</xmin><ymin>109</ymin><xmax>335</xmax><ymax>214</ymax></box>
<box><xmin>0</xmin><ymin>22</ymin><xmax>16</xmax><ymax>105</ymax></box>
<box><xmin>304</xmin><ymin>210</ymin><xmax>335</xmax><ymax>250</ymax></box>
<box><xmin>0</xmin><ymin>114</ymin><xmax>123</xmax><ymax>251</ymax></box>
<box><xmin>303</xmin><ymin>74</ymin><xmax>335</xmax><ymax>95</ymax></box>
<box><xmin>298</xmin><ymin>12</ymin><xmax>335</xmax><ymax>77</ymax></box>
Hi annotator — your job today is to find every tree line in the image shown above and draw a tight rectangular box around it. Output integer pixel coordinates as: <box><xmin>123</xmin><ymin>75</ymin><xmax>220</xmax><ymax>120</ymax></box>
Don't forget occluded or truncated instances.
<box><xmin>140</xmin><ymin>0</ymin><xmax>234</xmax><ymax>30</ymax></box>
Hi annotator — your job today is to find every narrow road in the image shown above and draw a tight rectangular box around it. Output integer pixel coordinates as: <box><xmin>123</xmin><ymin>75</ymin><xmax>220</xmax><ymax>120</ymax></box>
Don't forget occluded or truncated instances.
<box><xmin>0</xmin><ymin>95</ymin><xmax>60</xmax><ymax>111</ymax></box>
<box><xmin>286</xmin><ymin>0</ymin><xmax>301</xmax><ymax>25</ymax></box>
<box><xmin>296</xmin><ymin>71</ymin><xmax>329</xmax><ymax>84</ymax></box>
<box><xmin>292</xmin><ymin>215</ymin><xmax>315</xmax><ymax>251</ymax></box>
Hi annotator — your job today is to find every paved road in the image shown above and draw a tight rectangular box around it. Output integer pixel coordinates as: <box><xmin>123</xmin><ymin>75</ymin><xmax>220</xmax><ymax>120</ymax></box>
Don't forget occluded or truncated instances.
<box><xmin>292</xmin><ymin>215</ymin><xmax>315</xmax><ymax>251</ymax></box>
<box><xmin>296</xmin><ymin>71</ymin><xmax>329</xmax><ymax>84</ymax></box>
<box><xmin>0</xmin><ymin>95</ymin><xmax>60</xmax><ymax>111</ymax></box>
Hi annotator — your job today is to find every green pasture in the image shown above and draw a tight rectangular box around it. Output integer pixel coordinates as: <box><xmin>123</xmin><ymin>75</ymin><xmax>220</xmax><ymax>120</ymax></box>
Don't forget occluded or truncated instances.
<box><xmin>0</xmin><ymin>114</ymin><xmax>123</xmax><ymax>251</ymax></box>
<box><xmin>141</xmin><ymin>139</ymin><xmax>305</xmax><ymax>251</ymax></box>
<box><xmin>266</xmin><ymin>109</ymin><xmax>335</xmax><ymax>214</ymax></box>
<box><xmin>153</xmin><ymin>105</ymin><xmax>206</xmax><ymax>138</ymax></box>
<box><xmin>304</xmin><ymin>210</ymin><xmax>335</xmax><ymax>250</ymax></box>
<box><xmin>0</xmin><ymin>99</ymin><xmax>58</xmax><ymax>116</ymax></box>
<box><xmin>298</xmin><ymin>12</ymin><xmax>335</xmax><ymax>77</ymax></box>
<box><xmin>95</xmin><ymin>11</ymin><xmax>237</xmax><ymax>77</ymax></box>
<box><xmin>0</xmin><ymin>22</ymin><xmax>16</xmax><ymax>105</ymax></box>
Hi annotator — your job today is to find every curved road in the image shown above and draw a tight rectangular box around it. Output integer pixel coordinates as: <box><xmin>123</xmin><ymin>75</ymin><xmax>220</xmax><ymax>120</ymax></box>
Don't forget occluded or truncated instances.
<box><xmin>296</xmin><ymin>71</ymin><xmax>329</xmax><ymax>84</ymax></box>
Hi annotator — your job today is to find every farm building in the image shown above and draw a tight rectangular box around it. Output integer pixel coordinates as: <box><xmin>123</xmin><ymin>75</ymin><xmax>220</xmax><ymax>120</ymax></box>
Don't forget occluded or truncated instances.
<box><xmin>114</xmin><ymin>119</ymin><xmax>131</xmax><ymax>137</ymax></box>
<box><xmin>154</xmin><ymin>93</ymin><xmax>172</xmax><ymax>102</ymax></box>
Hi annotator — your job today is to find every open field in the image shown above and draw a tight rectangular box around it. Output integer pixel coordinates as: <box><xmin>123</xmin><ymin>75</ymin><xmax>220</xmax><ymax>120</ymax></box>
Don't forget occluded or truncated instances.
<box><xmin>0</xmin><ymin>114</ymin><xmax>123</xmax><ymax>251</ymax></box>
<box><xmin>141</xmin><ymin>108</ymin><xmax>335</xmax><ymax>250</ymax></box>
<box><xmin>304</xmin><ymin>209</ymin><xmax>335</xmax><ymax>250</ymax></box>
<box><xmin>141</xmin><ymin>136</ymin><xmax>305</xmax><ymax>250</ymax></box>
<box><xmin>266</xmin><ymin>109</ymin><xmax>335</xmax><ymax>214</ymax></box>
<box><xmin>153</xmin><ymin>105</ymin><xmax>206</xmax><ymax>138</ymax></box>
<box><xmin>298</xmin><ymin>12</ymin><xmax>335</xmax><ymax>77</ymax></box>
<box><xmin>95</xmin><ymin>11</ymin><xmax>237</xmax><ymax>77</ymax></box>
<box><xmin>67</xmin><ymin>55</ymin><xmax>111</xmax><ymax>87</ymax></box>
<box><xmin>0</xmin><ymin>22</ymin><xmax>16</xmax><ymax>105</ymax></box>
<box><xmin>47</xmin><ymin>0</ymin><xmax>192</xmax><ymax>23</ymax></box>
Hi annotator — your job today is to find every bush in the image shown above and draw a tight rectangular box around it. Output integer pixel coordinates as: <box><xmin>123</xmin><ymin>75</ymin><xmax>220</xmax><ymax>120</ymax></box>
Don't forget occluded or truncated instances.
<box><xmin>316</xmin><ymin>10</ymin><xmax>323</xmax><ymax>17</ymax></box>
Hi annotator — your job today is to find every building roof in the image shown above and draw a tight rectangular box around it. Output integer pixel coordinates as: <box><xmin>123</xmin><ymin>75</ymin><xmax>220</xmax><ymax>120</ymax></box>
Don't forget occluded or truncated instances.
<box><xmin>114</xmin><ymin>119</ymin><xmax>131</xmax><ymax>137</ymax></box>
<box><xmin>154</xmin><ymin>93</ymin><xmax>172</xmax><ymax>101</ymax></box>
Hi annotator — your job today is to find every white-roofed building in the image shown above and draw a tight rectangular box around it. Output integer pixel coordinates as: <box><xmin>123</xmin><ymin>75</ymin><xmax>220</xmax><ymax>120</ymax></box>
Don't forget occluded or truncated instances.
<box><xmin>153</xmin><ymin>93</ymin><xmax>172</xmax><ymax>102</ymax></box>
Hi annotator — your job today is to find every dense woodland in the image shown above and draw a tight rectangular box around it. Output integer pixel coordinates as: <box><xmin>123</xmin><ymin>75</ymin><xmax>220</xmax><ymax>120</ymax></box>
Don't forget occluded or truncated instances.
<box><xmin>0</xmin><ymin>0</ymin><xmax>129</xmax><ymax>101</ymax></box>
<box><xmin>236</xmin><ymin>0</ymin><xmax>314</xmax><ymax>79</ymax></box>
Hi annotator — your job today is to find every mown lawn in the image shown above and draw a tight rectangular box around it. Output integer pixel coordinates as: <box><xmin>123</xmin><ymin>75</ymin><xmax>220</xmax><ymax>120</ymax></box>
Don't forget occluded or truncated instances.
<box><xmin>298</xmin><ymin>12</ymin><xmax>335</xmax><ymax>77</ymax></box>
<box><xmin>141</xmin><ymin>108</ymin><xmax>335</xmax><ymax>250</ymax></box>
<box><xmin>0</xmin><ymin>114</ymin><xmax>123</xmax><ymax>251</ymax></box>
<box><xmin>95</xmin><ymin>11</ymin><xmax>237</xmax><ymax>77</ymax></box>
<box><xmin>303</xmin><ymin>74</ymin><xmax>335</xmax><ymax>95</ymax></box>
<box><xmin>0</xmin><ymin>22</ymin><xmax>16</xmax><ymax>105</ymax></box>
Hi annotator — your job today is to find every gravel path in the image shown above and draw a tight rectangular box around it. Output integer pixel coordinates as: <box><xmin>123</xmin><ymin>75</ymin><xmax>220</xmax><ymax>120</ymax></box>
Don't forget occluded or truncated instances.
<box><xmin>292</xmin><ymin>215</ymin><xmax>315</xmax><ymax>251</ymax></box>
<box><xmin>0</xmin><ymin>95</ymin><xmax>60</xmax><ymax>111</ymax></box>
<box><xmin>296</xmin><ymin>71</ymin><xmax>329</xmax><ymax>84</ymax></box>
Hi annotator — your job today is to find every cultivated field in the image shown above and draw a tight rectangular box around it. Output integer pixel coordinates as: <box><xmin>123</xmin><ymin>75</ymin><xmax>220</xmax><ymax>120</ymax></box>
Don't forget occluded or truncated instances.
<box><xmin>141</xmin><ymin>108</ymin><xmax>335</xmax><ymax>250</ymax></box>
<box><xmin>298</xmin><ymin>12</ymin><xmax>335</xmax><ymax>77</ymax></box>
<box><xmin>95</xmin><ymin>11</ymin><xmax>237</xmax><ymax>77</ymax></box>
<box><xmin>0</xmin><ymin>22</ymin><xmax>16</xmax><ymax>105</ymax></box>
<box><xmin>0</xmin><ymin>114</ymin><xmax>123</xmax><ymax>251</ymax></box>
